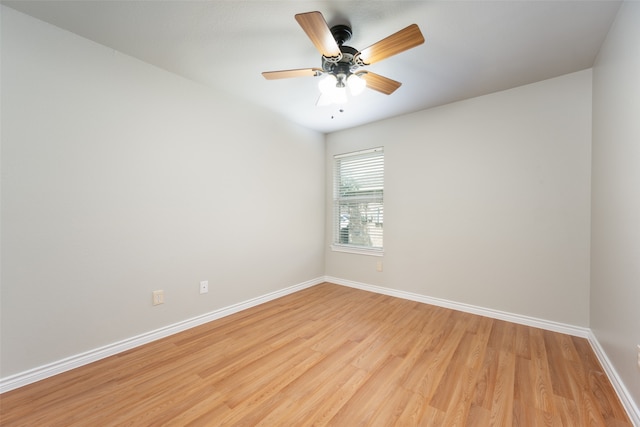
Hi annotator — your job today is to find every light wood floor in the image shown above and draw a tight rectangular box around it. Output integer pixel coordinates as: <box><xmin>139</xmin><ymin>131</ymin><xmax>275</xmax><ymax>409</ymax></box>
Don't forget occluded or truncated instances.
<box><xmin>0</xmin><ymin>283</ymin><xmax>632</xmax><ymax>426</ymax></box>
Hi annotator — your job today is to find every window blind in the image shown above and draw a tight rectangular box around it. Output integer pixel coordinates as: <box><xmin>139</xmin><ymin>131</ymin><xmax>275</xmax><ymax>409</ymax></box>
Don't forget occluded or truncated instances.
<box><xmin>333</xmin><ymin>147</ymin><xmax>384</xmax><ymax>251</ymax></box>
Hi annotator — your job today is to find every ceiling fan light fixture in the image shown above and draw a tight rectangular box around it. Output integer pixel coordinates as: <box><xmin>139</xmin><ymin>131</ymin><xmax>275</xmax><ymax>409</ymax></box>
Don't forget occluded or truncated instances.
<box><xmin>347</xmin><ymin>73</ymin><xmax>366</xmax><ymax>96</ymax></box>
<box><xmin>318</xmin><ymin>74</ymin><xmax>348</xmax><ymax>105</ymax></box>
<box><xmin>318</xmin><ymin>74</ymin><xmax>337</xmax><ymax>94</ymax></box>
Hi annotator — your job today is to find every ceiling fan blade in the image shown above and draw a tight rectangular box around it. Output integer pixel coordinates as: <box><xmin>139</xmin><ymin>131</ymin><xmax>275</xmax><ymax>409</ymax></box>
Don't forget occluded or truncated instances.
<box><xmin>262</xmin><ymin>68</ymin><xmax>322</xmax><ymax>80</ymax></box>
<box><xmin>357</xmin><ymin>24</ymin><xmax>425</xmax><ymax>65</ymax></box>
<box><xmin>358</xmin><ymin>72</ymin><xmax>402</xmax><ymax>95</ymax></box>
<box><xmin>295</xmin><ymin>11</ymin><xmax>341</xmax><ymax>60</ymax></box>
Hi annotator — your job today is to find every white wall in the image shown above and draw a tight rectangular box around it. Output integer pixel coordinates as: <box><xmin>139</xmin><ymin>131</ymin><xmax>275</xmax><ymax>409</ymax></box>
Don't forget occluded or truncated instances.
<box><xmin>0</xmin><ymin>6</ymin><xmax>325</xmax><ymax>377</ymax></box>
<box><xmin>591</xmin><ymin>1</ymin><xmax>640</xmax><ymax>410</ymax></box>
<box><xmin>326</xmin><ymin>70</ymin><xmax>592</xmax><ymax>327</ymax></box>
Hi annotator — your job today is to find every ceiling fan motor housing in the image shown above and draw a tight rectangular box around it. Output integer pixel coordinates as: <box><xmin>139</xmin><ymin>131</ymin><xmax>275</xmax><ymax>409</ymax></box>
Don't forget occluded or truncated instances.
<box><xmin>330</xmin><ymin>24</ymin><xmax>352</xmax><ymax>46</ymax></box>
<box><xmin>322</xmin><ymin>45</ymin><xmax>360</xmax><ymax>78</ymax></box>
<box><xmin>322</xmin><ymin>24</ymin><xmax>370</xmax><ymax>80</ymax></box>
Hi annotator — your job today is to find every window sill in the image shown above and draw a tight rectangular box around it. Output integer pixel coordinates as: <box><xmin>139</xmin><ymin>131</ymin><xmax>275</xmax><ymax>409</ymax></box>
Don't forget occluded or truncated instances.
<box><xmin>330</xmin><ymin>244</ymin><xmax>384</xmax><ymax>257</ymax></box>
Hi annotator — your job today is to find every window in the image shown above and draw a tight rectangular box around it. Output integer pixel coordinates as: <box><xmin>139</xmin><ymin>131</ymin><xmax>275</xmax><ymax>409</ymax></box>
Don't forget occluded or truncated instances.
<box><xmin>332</xmin><ymin>147</ymin><xmax>384</xmax><ymax>255</ymax></box>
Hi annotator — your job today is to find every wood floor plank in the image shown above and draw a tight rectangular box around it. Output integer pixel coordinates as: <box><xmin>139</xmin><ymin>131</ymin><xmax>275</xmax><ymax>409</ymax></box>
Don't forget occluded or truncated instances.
<box><xmin>396</xmin><ymin>390</ymin><xmax>430</xmax><ymax>425</ymax></box>
<box><xmin>297</xmin><ymin>365</ymin><xmax>370</xmax><ymax>426</ymax></box>
<box><xmin>0</xmin><ymin>283</ymin><xmax>632</xmax><ymax>426</ymax></box>
<box><xmin>489</xmin><ymin>349</ymin><xmax>516</xmax><ymax>426</ymax></box>
<box><xmin>327</xmin><ymin>355</ymin><xmax>407</xmax><ymax>425</ymax></box>
<box><xmin>255</xmin><ymin>360</ymin><xmax>362</xmax><ymax>426</ymax></box>
<box><xmin>529</xmin><ymin>327</ymin><xmax>558</xmax><ymax>415</ymax></box>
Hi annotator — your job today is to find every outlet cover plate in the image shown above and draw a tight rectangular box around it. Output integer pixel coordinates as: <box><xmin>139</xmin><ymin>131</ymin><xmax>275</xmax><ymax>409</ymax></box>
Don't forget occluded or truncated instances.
<box><xmin>200</xmin><ymin>280</ymin><xmax>209</xmax><ymax>294</ymax></box>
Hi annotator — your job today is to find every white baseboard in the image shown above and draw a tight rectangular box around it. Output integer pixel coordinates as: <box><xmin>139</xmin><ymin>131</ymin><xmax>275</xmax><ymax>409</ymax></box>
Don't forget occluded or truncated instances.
<box><xmin>325</xmin><ymin>276</ymin><xmax>590</xmax><ymax>337</ymax></box>
<box><xmin>588</xmin><ymin>331</ymin><xmax>640</xmax><ymax>426</ymax></box>
<box><xmin>0</xmin><ymin>277</ymin><xmax>324</xmax><ymax>394</ymax></box>
<box><xmin>325</xmin><ymin>276</ymin><xmax>639</xmax><ymax>425</ymax></box>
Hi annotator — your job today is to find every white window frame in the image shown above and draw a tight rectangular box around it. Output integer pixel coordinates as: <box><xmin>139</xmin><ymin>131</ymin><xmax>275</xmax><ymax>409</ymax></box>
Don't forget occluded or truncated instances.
<box><xmin>331</xmin><ymin>147</ymin><xmax>384</xmax><ymax>257</ymax></box>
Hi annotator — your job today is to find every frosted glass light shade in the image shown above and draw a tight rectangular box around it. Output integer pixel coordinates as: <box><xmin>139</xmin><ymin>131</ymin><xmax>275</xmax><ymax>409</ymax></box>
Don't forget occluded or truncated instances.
<box><xmin>318</xmin><ymin>74</ymin><xmax>337</xmax><ymax>94</ymax></box>
<box><xmin>347</xmin><ymin>74</ymin><xmax>366</xmax><ymax>96</ymax></box>
<box><xmin>317</xmin><ymin>74</ymin><xmax>348</xmax><ymax>105</ymax></box>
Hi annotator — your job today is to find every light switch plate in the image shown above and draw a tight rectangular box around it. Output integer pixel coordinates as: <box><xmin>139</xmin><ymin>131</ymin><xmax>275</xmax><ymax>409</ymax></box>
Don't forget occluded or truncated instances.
<box><xmin>152</xmin><ymin>290</ymin><xmax>164</xmax><ymax>306</ymax></box>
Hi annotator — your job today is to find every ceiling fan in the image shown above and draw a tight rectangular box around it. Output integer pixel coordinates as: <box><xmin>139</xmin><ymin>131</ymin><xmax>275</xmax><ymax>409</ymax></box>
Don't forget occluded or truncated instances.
<box><xmin>262</xmin><ymin>11</ymin><xmax>425</xmax><ymax>106</ymax></box>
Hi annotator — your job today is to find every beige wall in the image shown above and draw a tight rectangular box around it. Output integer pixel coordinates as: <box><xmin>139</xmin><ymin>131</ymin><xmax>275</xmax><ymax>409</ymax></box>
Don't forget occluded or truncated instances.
<box><xmin>591</xmin><ymin>0</ymin><xmax>640</xmax><ymax>409</ymax></box>
<box><xmin>1</xmin><ymin>6</ymin><xmax>326</xmax><ymax>377</ymax></box>
<box><xmin>326</xmin><ymin>70</ymin><xmax>593</xmax><ymax>327</ymax></box>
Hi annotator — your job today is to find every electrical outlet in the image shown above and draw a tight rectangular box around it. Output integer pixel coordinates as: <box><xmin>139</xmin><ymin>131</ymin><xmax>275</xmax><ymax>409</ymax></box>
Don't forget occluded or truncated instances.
<box><xmin>152</xmin><ymin>290</ymin><xmax>164</xmax><ymax>306</ymax></box>
<box><xmin>637</xmin><ymin>345</ymin><xmax>640</xmax><ymax>369</ymax></box>
<box><xmin>376</xmin><ymin>260</ymin><xmax>383</xmax><ymax>272</ymax></box>
<box><xmin>200</xmin><ymin>280</ymin><xmax>209</xmax><ymax>294</ymax></box>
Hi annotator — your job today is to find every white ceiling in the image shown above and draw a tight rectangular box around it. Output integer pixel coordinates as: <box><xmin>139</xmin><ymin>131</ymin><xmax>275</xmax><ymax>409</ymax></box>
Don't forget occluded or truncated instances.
<box><xmin>3</xmin><ymin>1</ymin><xmax>621</xmax><ymax>134</ymax></box>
